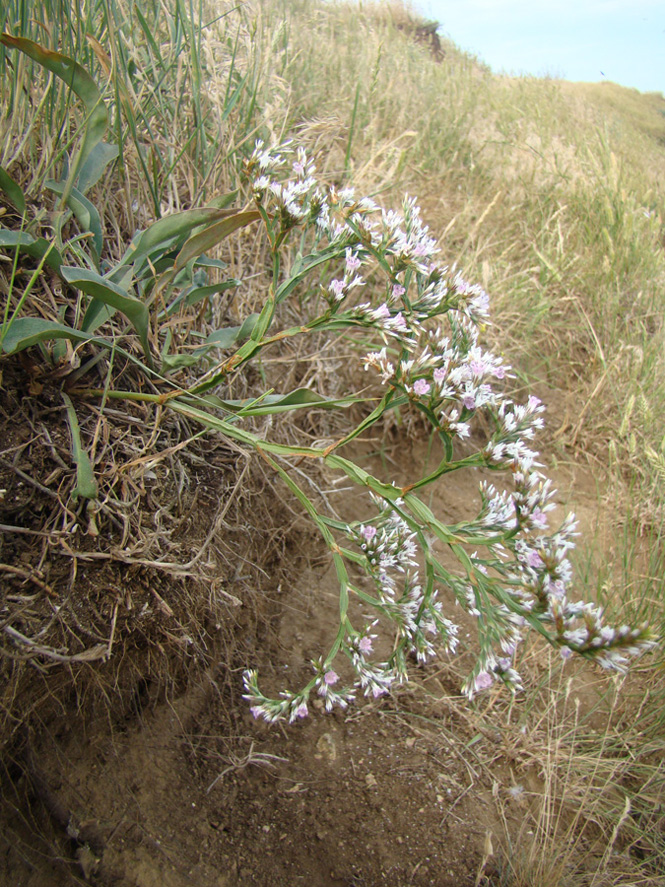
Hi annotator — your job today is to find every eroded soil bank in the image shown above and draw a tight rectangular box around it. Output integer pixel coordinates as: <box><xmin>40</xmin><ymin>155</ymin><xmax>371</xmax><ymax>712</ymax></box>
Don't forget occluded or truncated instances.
<box><xmin>3</xmin><ymin>392</ymin><xmax>640</xmax><ymax>887</ymax></box>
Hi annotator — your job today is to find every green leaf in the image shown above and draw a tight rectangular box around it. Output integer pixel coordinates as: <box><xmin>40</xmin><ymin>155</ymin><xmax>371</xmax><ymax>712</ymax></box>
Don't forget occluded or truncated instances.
<box><xmin>172</xmin><ymin>211</ymin><xmax>261</xmax><ymax>275</ymax></box>
<box><xmin>81</xmin><ymin>299</ymin><xmax>115</xmax><ymax>335</ymax></box>
<box><xmin>0</xmin><ymin>319</ymin><xmax>150</xmax><ymax>376</ymax></box>
<box><xmin>0</xmin><ymin>166</ymin><xmax>26</xmax><ymax>213</ymax></box>
<box><xmin>160</xmin><ymin>352</ymin><xmax>201</xmax><ymax>372</ymax></box>
<box><xmin>196</xmin><ymin>387</ymin><xmax>360</xmax><ymax>417</ymax></box>
<box><xmin>62</xmin><ymin>393</ymin><xmax>98</xmax><ymax>500</ymax></box>
<box><xmin>134</xmin><ymin>4</ymin><xmax>164</xmax><ymax>68</ymax></box>
<box><xmin>45</xmin><ymin>179</ymin><xmax>103</xmax><ymax>257</ymax></box>
<box><xmin>203</xmin><ymin>313</ymin><xmax>259</xmax><ymax>350</ymax></box>
<box><xmin>160</xmin><ymin>313</ymin><xmax>258</xmax><ymax>372</ymax></box>
<box><xmin>0</xmin><ymin>35</ymin><xmax>108</xmax><ymax>199</ymax></box>
<box><xmin>221</xmin><ymin>73</ymin><xmax>248</xmax><ymax>121</ymax></box>
<box><xmin>61</xmin><ymin>266</ymin><xmax>151</xmax><ymax>359</ymax></box>
<box><xmin>123</xmin><ymin>207</ymin><xmax>240</xmax><ymax>272</ymax></box>
<box><xmin>275</xmin><ymin>248</ymin><xmax>345</xmax><ymax>303</ymax></box>
<box><xmin>186</xmin><ymin>279</ymin><xmax>240</xmax><ymax>307</ymax></box>
<box><xmin>208</xmin><ymin>191</ymin><xmax>239</xmax><ymax>210</ymax></box>
<box><xmin>1</xmin><ymin>318</ymin><xmax>99</xmax><ymax>354</ymax></box>
<box><xmin>191</xmin><ymin>255</ymin><xmax>227</xmax><ymax>270</ymax></box>
<box><xmin>75</xmin><ymin>141</ymin><xmax>119</xmax><ymax>195</ymax></box>
<box><xmin>0</xmin><ymin>229</ymin><xmax>63</xmax><ymax>274</ymax></box>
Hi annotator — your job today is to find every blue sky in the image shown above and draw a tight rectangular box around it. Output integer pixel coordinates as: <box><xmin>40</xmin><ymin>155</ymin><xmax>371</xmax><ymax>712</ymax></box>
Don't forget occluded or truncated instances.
<box><xmin>419</xmin><ymin>0</ymin><xmax>665</xmax><ymax>94</ymax></box>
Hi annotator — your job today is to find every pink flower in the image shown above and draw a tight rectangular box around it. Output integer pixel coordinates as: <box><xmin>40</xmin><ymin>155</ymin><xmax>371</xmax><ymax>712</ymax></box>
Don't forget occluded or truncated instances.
<box><xmin>346</xmin><ymin>249</ymin><xmax>361</xmax><ymax>271</ymax></box>
<box><xmin>324</xmin><ymin>670</ymin><xmax>339</xmax><ymax>686</ymax></box>
<box><xmin>474</xmin><ymin>671</ymin><xmax>493</xmax><ymax>691</ymax></box>
<box><xmin>531</xmin><ymin>510</ymin><xmax>548</xmax><ymax>529</ymax></box>
<box><xmin>361</xmin><ymin>525</ymin><xmax>377</xmax><ymax>542</ymax></box>
<box><xmin>392</xmin><ymin>312</ymin><xmax>408</xmax><ymax>332</ymax></box>
<box><xmin>329</xmin><ymin>279</ymin><xmax>345</xmax><ymax>299</ymax></box>
<box><xmin>413</xmin><ymin>379</ymin><xmax>431</xmax><ymax>396</ymax></box>
<box><xmin>294</xmin><ymin>701</ymin><xmax>308</xmax><ymax>718</ymax></box>
<box><xmin>527</xmin><ymin>550</ymin><xmax>544</xmax><ymax>569</ymax></box>
<box><xmin>433</xmin><ymin>367</ymin><xmax>447</xmax><ymax>384</ymax></box>
<box><xmin>250</xmin><ymin>706</ymin><xmax>263</xmax><ymax>719</ymax></box>
<box><xmin>358</xmin><ymin>636</ymin><xmax>373</xmax><ymax>655</ymax></box>
<box><xmin>392</xmin><ymin>284</ymin><xmax>406</xmax><ymax>298</ymax></box>
<box><xmin>374</xmin><ymin>303</ymin><xmax>391</xmax><ymax>319</ymax></box>
<box><xmin>462</xmin><ymin>394</ymin><xmax>476</xmax><ymax>410</ymax></box>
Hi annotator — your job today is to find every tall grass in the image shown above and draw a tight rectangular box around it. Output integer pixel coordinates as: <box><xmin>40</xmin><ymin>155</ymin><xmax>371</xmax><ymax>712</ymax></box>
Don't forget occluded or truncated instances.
<box><xmin>0</xmin><ymin>0</ymin><xmax>262</xmax><ymax>215</ymax></box>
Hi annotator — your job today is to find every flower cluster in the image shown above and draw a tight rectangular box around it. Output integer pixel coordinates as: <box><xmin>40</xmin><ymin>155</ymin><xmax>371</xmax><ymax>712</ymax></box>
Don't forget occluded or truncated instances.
<box><xmin>240</xmin><ymin>140</ymin><xmax>656</xmax><ymax>722</ymax></box>
<box><xmin>351</xmin><ymin>499</ymin><xmax>460</xmax><ymax>668</ymax></box>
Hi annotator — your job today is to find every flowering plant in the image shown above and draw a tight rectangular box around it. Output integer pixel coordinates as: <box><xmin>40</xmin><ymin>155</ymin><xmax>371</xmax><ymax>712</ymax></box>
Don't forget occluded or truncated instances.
<box><xmin>239</xmin><ymin>141</ymin><xmax>656</xmax><ymax>723</ymax></box>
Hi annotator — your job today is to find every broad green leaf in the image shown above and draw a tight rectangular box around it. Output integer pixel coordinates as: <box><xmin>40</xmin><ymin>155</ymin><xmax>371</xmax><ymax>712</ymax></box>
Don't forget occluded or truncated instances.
<box><xmin>0</xmin><ymin>229</ymin><xmax>63</xmax><ymax>273</ymax></box>
<box><xmin>76</xmin><ymin>141</ymin><xmax>119</xmax><ymax>195</ymax></box>
<box><xmin>106</xmin><ymin>263</ymin><xmax>135</xmax><ymax>291</ymax></box>
<box><xmin>123</xmin><ymin>207</ymin><xmax>239</xmax><ymax>271</ymax></box>
<box><xmin>0</xmin><ymin>166</ymin><xmax>26</xmax><ymax>213</ymax></box>
<box><xmin>61</xmin><ymin>266</ymin><xmax>150</xmax><ymax>359</ymax></box>
<box><xmin>81</xmin><ymin>299</ymin><xmax>115</xmax><ymax>335</ymax></box>
<box><xmin>45</xmin><ymin>180</ymin><xmax>103</xmax><ymax>256</ymax></box>
<box><xmin>208</xmin><ymin>191</ymin><xmax>239</xmax><ymax>210</ymax></box>
<box><xmin>0</xmin><ymin>319</ymin><xmax>150</xmax><ymax>375</ymax></box>
<box><xmin>185</xmin><ymin>279</ymin><xmax>239</xmax><ymax>307</ymax></box>
<box><xmin>160</xmin><ymin>352</ymin><xmax>201</xmax><ymax>372</ymax></box>
<box><xmin>191</xmin><ymin>255</ymin><xmax>227</xmax><ymax>271</ymax></box>
<box><xmin>1</xmin><ymin>318</ymin><xmax>99</xmax><ymax>354</ymax></box>
<box><xmin>173</xmin><ymin>211</ymin><xmax>261</xmax><ymax>275</ymax></box>
<box><xmin>62</xmin><ymin>393</ymin><xmax>98</xmax><ymax>500</ymax></box>
<box><xmin>201</xmin><ymin>313</ymin><xmax>259</xmax><ymax>350</ymax></box>
<box><xmin>0</xmin><ymin>35</ymin><xmax>108</xmax><ymax>197</ymax></box>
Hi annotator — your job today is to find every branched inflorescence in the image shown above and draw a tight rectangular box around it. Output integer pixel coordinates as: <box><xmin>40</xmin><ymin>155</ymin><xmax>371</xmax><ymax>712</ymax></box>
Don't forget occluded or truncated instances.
<box><xmin>240</xmin><ymin>140</ymin><xmax>656</xmax><ymax>721</ymax></box>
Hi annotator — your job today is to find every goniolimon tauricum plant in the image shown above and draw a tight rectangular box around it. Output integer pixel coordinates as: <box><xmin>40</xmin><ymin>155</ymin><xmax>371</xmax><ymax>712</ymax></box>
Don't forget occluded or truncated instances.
<box><xmin>232</xmin><ymin>141</ymin><xmax>656</xmax><ymax>721</ymax></box>
<box><xmin>0</xmin><ymin>34</ymin><xmax>655</xmax><ymax>718</ymax></box>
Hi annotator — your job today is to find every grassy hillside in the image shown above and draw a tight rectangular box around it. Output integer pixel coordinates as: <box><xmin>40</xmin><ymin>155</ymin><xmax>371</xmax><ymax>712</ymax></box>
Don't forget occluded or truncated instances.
<box><xmin>1</xmin><ymin>1</ymin><xmax>664</xmax><ymax>883</ymax></box>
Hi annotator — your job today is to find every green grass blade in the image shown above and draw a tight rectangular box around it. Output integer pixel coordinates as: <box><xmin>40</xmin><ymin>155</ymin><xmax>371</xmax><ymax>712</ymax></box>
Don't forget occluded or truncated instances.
<box><xmin>61</xmin><ymin>392</ymin><xmax>98</xmax><ymax>500</ymax></box>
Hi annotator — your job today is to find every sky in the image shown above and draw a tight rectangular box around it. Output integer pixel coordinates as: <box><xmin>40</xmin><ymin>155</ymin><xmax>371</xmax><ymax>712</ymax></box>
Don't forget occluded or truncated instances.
<box><xmin>419</xmin><ymin>0</ymin><xmax>665</xmax><ymax>94</ymax></box>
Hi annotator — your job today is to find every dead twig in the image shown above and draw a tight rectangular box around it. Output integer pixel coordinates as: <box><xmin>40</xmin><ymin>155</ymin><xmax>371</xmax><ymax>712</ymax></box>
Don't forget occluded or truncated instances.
<box><xmin>0</xmin><ymin>563</ymin><xmax>56</xmax><ymax>597</ymax></box>
<box><xmin>206</xmin><ymin>741</ymin><xmax>288</xmax><ymax>793</ymax></box>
